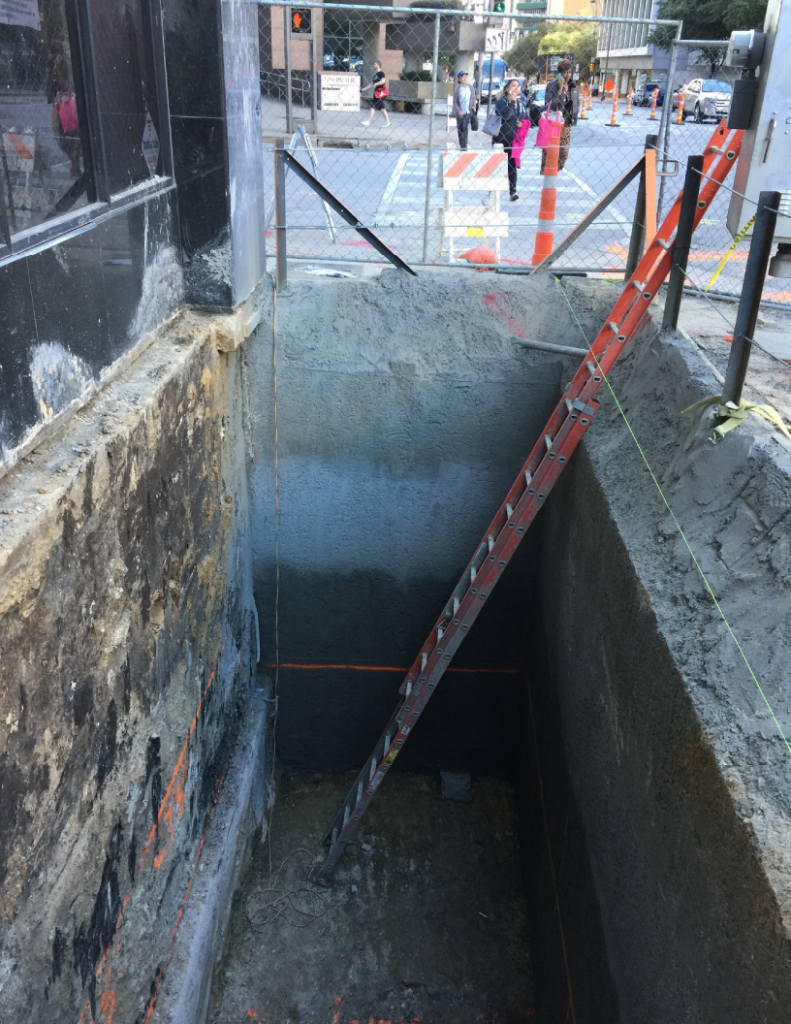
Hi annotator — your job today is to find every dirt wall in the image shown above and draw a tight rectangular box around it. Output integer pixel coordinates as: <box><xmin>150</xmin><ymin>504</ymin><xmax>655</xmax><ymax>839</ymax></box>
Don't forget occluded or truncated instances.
<box><xmin>540</xmin><ymin>324</ymin><xmax>791</xmax><ymax>1021</ymax></box>
<box><xmin>0</xmin><ymin>313</ymin><xmax>257</xmax><ymax>1024</ymax></box>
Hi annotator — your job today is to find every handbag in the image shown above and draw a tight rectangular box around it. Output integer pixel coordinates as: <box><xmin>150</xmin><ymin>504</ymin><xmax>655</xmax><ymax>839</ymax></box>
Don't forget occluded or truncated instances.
<box><xmin>470</xmin><ymin>110</ymin><xmax>478</xmax><ymax>132</ymax></box>
<box><xmin>55</xmin><ymin>92</ymin><xmax>79</xmax><ymax>134</ymax></box>
<box><xmin>482</xmin><ymin>111</ymin><xmax>502</xmax><ymax>137</ymax></box>
<box><xmin>534</xmin><ymin>110</ymin><xmax>561</xmax><ymax>148</ymax></box>
<box><xmin>374</xmin><ymin>85</ymin><xmax>388</xmax><ymax>99</ymax></box>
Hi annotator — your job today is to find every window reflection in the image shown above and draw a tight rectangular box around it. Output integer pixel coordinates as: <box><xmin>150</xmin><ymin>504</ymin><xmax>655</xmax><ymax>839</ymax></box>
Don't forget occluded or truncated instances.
<box><xmin>0</xmin><ymin>0</ymin><xmax>89</xmax><ymax>241</ymax></box>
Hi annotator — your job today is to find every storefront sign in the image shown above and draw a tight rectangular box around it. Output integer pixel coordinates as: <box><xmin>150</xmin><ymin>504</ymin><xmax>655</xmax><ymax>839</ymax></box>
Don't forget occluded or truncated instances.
<box><xmin>0</xmin><ymin>0</ymin><xmax>40</xmax><ymax>30</ymax></box>
<box><xmin>320</xmin><ymin>73</ymin><xmax>360</xmax><ymax>112</ymax></box>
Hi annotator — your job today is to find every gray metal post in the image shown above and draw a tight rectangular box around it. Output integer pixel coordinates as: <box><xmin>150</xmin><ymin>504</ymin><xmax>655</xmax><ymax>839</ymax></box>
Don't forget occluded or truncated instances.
<box><xmin>422</xmin><ymin>12</ymin><xmax>441</xmax><ymax>264</ymax></box>
<box><xmin>283</xmin><ymin>6</ymin><xmax>294</xmax><ymax>133</ymax></box>
<box><xmin>486</xmin><ymin>53</ymin><xmax>494</xmax><ymax>113</ymax></box>
<box><xmin>274</xmin><ymin>139</ymin><xmax>288</xmax><ymax>290</ymax></box>
<box><xmin>624</xmin><ymin>133</ymin><xmax>657</xmax><ymax>280</ymax></box>
<box><xmin>656</xmin><ymin>27</ymin><xmax>681</xmax><ymax>220</ymax></box>
<box><xmin>720</xmin><ymin>191</ymin><xmax>781</xmax><ymax>409</ymax></box>
<box><xmin>662</xmin><ymin>154</ymin><xmax>703</xmax><ymax>330</ymax></box>
<box><xmin>310</xmin><ymin>35</ymin><xmax>319</xmax><ymax>129</ymax></box>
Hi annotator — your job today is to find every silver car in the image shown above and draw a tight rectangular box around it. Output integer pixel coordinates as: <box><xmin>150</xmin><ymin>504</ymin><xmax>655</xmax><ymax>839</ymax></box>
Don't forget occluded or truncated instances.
<box><xmin>679</xmin><ymin>78</ymin><xmax>732</xmax><ymax>122</ymax></box>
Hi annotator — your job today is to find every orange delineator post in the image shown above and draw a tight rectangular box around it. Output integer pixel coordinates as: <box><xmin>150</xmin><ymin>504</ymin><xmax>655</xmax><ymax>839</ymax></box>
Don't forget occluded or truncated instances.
<box><xmin>676</xmin><ymin>87</ymin><xmax>686</xmax><ymax>123</ymax></box>
<box><xmin>649</xmin><ymin>87</ymin><xmax>658</xmax><ymax>120</ymax></box>
<box><xmin>625</xmin><ymin>87</ymin><xmax>633</xmax><ymax>116</ymax></box>
<box><xmin>607</xmin><ymin>88</ymin><xmax>620</xmax><ymax>127</ymax></box>
<box><xmin>531</xmin><ymin>118</ymin><xmax>563</xmax><ymax>265</ymax></box>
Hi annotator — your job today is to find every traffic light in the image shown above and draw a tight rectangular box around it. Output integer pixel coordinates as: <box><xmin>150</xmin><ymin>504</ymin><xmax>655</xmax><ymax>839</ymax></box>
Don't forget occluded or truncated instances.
<box><xmin>291</xmin><ymin>9</ymin><xmax>311</xmax><ymax>34</ymax></box>
<box><xmin>589</xmin><ymin>62</ymin><xmax>595</xmax><ymax>71</ymax></box>
<box><xmin>493</xmin><ymin>0</ymin><xmax>506</xmax><ymax>11</ymax></box>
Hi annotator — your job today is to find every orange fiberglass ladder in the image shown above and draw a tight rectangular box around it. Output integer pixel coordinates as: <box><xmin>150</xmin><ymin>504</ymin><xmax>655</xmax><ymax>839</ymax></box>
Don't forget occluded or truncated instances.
<box><xmin>321</xmin><ymin>122</ymin><xmax>743</xmax><ymax>875</ymax></box>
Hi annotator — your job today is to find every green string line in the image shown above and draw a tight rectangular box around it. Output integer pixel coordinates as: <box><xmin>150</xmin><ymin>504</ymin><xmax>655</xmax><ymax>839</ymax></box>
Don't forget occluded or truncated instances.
<box><xmin>556</xmin><ymin>277</ymin><xmax>791</xmax><ymax>757</ymax></box>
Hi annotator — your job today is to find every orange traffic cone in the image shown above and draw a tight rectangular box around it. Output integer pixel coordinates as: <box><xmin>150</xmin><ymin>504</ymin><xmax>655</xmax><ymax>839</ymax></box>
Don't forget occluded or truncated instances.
<box><xmin>531</xmin><ymin>117</ymin><xmax>563</xmax><ymax>265</ymax></box>
<box><xmin>606</xmin><ymin>88</ymin><xmax>619</xmax><ymax>127</ymax></box>
<box><xmin>676</xmin><ymin>87</ymin><xmax>686</xmax><ymax>123</ymax></box>
<box><xmin>579</xmin><ymin>85</ymin><xmax>587</xmax><ymax>120</ymax></box>
<box><xmin>649</xmin><ymin>87</ymin><xmax>658</xmax><ymax>120</ymax></box>
<box><xmin>625</xmin><ymin>87</ymin><xmax>633</xmax><ymax>116</ymax></box>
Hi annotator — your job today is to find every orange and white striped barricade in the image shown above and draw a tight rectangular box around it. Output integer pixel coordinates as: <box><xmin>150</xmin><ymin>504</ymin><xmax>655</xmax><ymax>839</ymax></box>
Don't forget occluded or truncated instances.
<box><xmin>2</xmin><ymin>129</ymin><xmax>37</xmax><ymax>211</ymax></box>
<box><xmin>625</xmin><ymin>87</ymin><xmax>633</xmax><ymax>116</ymax></box>
<box><xmin>439</xmin><ymin>150</ymin><xmax>510</xmax><ymax>262</ymax></box>
<box><xmin>606</xmin><ymin>88</ymin><xmax>620</xmax><ymax>127</ymax></box>
<box><xmin>649</xmin><ymin>87</ymin><xmax>659</xmax><ymax>120</ymax></box>
<box><xmin>676</xmin><ymin>87</ymin><xmax>686</xmax><ymax>123</ymax></box>
<box><xmin>531</xmin><ymin>116</ymin><xmax>563</xmax><ymax>265</ymax></box>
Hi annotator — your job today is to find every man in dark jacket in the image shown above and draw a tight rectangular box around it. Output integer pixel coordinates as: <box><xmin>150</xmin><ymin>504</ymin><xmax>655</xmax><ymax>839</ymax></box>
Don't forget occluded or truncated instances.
<box><xmin>452</xmin><ymin>70</ymin><xmax>478</xmax><ymax>151</ymax></box>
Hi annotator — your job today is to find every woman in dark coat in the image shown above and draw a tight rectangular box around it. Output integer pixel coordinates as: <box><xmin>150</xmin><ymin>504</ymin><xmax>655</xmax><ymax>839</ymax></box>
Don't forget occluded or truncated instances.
<box><xmin>493</xmin><ymin>78</ymin><xmax>528</xmax><ymax>201</ymax></box>
<box><xmin>543</xmin><ymin>57</ymin><xmax>577</xmax><ymax>172</ymax></box>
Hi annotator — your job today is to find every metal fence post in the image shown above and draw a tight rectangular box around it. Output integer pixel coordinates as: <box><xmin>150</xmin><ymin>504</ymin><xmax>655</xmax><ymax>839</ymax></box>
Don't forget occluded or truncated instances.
<box><xmin>662</xmin><ymin>154</ymin><xmax>703</xmax><ymax>330</ymax></box>
<box><xmin>274</xmin><ymin>139</ymin><xmax>288</xmax><ymax>290</ymax></box>
<box><xmin>720</xmin><ymin>191</ymin><xmax>781</xmax><ymax>409</ymax></box>
<box><xmin>624</xmin><ymin>133</ymin><xmax>658</xmax><ymax>280</ymax></box>
<box><xmin>283</xmin><ymin>5</ymin><xmax>294</xmax><ymax>134</ymax></box>
<box><xmin>656</xmin><ymin>28</ymin><xmax>681</xmax><ymax>221</ymax></box>
<box><xmin>422</xmin><ymin>11</ymin><xmax>441</xmax><ymax>264</ymax></box>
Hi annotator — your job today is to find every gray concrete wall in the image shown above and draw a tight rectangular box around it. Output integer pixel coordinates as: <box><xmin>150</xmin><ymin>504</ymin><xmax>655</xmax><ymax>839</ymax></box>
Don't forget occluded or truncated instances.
<box><xmin>539</xmin><ymin>325</ymin><xmax>791</xmax><ymax>1022</ymax></box>
<box><xmin>0</xmin><ymin>313</ymin><xmax>258</xmax><ymax>1024</ymax></box>
<box><xmin>246</xmin><ymin>269</ymin><xmax>612</xmax><ymax>775</ymax></box>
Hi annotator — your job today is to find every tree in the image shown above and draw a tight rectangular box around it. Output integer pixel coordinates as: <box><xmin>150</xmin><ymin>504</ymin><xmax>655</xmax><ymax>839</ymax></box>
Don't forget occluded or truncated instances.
<box><xmin>502</xmin><ymin>23</ymin><xmax>549</xmax><ymax>77</ymax></box>
<box><xmin>539</xmin><ymin>24</ymin><xmax>599</xmax><ymax>82</ymax></box>
<box><xmin>648</xmin><ymin>0</ymin><xmax>768</xmax><ymax>55</ymax></box>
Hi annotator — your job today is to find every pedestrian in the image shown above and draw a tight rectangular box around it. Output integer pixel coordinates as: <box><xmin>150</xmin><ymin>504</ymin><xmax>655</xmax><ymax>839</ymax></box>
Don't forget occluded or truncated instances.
<box><xmin>492</xmin><ymin>78</ymin><xmax>528</xmax><ymax>201</ymax></box>
<box><xmin>543</xmin><ymin>57</ymin><xmax>577</xmax><ymax>172</ymax></box>
<box><xmin>361</xmin><ymin>61</ymin><xmax>392</xmax><ymax>128</ymax></box>
<box><xmin>452</xmin><ymin>69</ymin><xmax>478</xmax><ymax>151</ymax></box>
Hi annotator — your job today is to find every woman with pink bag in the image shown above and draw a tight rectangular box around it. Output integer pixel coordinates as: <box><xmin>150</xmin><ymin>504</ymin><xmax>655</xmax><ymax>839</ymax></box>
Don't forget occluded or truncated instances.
<box><xmin>541</xmin><ymin>57</ymin><xmax>578</xmax><ymax>172</ymax></box>
<box><xmin>492</xmin><ymin>78</ymin><xmax>528</xmax><ymax>202</ymax></box>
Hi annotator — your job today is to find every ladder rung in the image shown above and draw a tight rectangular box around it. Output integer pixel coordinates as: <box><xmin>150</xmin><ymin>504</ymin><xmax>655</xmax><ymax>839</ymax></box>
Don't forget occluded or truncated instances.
<box><xmin>656</xmin><ymin>237</ymin><xmax>671</xmax><ymax>250</ymax></box>
<box><xmin>343</xmin><ymin>804</ymin><xmax>350</xmax><ymax>826</ymax></box>
<box><xmin>565</xmin><ymin>398</ymin><xmax>573</xmax><ymax>413</ymax></box>
<box><xmin>437</xmin><ymin>625</ymin><xmax>444</xmax><ymax>640</ymax></box>
<box><xmin>453</xmin><ymin>596</ymin><xmax>460</xmax><ymax>613</ymax></box>
<box><xmin>506</xmin><ymin>503</ymin><xmax>513</xmax><ymax>518</ymax></box>
<box><xmin>487</xmin><ymin>534</ymin><xmax>495</xmax><ymax>552</ymax></box>
<box><xmin>525</xmin><ymin>469</ymin><xmax>532</xmax><ymax>485</ymax></box>
<box><xmin>470</xmin><ymin>565</ymin><xmax>476</xmax><ymax>582</ymax></box>
<box><xmin>544</xmin><ymin>434</ymin><xmax>552</xmax><ymax>450</ymax></box>
<box><xmin>421</xmin><ymin>651</ymin><xmax>428</xmax><ymax>669</ymax></box>
<box><xmin>369</xmin><ymin>757</ymin><xmax>376</xmax><ymax>782</ymax></box>
<box><xmin>586</xmin><ymin>361</ymin><xmax>596</xmax><ymax>374</ymax></box>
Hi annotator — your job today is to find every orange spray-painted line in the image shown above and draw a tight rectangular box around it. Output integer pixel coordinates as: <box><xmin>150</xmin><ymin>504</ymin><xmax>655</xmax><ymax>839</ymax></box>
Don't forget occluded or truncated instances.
<box><xmin>268</xmin><ymin>661</ymin><xmax>520</xmax><ymax>675</ymax></box>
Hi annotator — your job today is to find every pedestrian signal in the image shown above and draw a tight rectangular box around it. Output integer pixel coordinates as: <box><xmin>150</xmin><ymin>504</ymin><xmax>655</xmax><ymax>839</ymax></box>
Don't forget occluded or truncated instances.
<box><xmin>291</xmin><ymin>9</ymin><xmax>311</xmax><ymax>33</ymax></box>
<box><xmin>493</xmin><ymin>0</ymin><xmax>506</xmax><ymax>10</ymax></box>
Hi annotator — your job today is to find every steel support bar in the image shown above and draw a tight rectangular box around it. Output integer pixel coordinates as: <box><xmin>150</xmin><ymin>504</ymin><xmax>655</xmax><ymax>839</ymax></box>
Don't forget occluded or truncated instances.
<box><xmin>720</xmin><ymin>190</ymin><xmax>780</xmax><ymax>409</ymax></box>
<box><xmin>274</xmin><ymin>140</ymin><xmax>288</xmax><ymax>290</ymax></box>
<box><xmin>657</xmin><ymin>23</ymin><xmax>681</xmax><ymax>220</ymax></box>
<box><xmin>283</xmin><ymin>151</ymin><xmax>417</xmax><ymax>275</ymax></box>
<box><xmin>422</xmin><ymin>12</ymin><xmax>441</xmax><ymax>264</ymax></box>
<box><xmin>530</xmin><ymin>155</ymin><xmax>645</xmax><ymax>273</ymax></box>
<box><xmin>662</xmin><ymin>154</ymin><xmax>703</xmax><ymax>330</ymax></box>
<box><xmin>624</xmin><ymin>134</ymin><xmax>658</xmax><ymax>280</ymax></box>
<box><xmin>283</xmin><ymin>6</ymin><xmax>294</xmax><ymax>133</ymax></box>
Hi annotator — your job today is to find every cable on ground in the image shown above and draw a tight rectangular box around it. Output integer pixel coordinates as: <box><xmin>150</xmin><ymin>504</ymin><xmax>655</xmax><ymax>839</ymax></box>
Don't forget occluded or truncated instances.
<box><xmin>246</xmin><ymin>848</ymin><xmax>329</xmax><ymax>931</ymax></box>
<box><xmin>555</xmin><ymin>276</ymin><xmax>791</xmax><ymax>759</ymax></box>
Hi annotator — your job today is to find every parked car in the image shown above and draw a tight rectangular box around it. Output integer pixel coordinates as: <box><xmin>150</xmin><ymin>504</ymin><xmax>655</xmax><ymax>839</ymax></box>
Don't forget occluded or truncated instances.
<box><xmin>676</xmin><ymin>78</ymin><xmax>732</xmax><ymax>122</ymax></box>
<box><xmin>525</xmin><ymin>83</ymin><xmax>546</xmax><ymax>127</ymax></box>
<box><xmin>634</xmin><ymin>82</ymin><xmax>665</xmax><ymax>106</ymax></box>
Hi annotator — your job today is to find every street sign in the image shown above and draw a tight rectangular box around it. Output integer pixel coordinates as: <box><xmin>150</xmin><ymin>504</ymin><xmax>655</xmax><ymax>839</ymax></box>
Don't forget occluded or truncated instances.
<box><xmin>319</xmin><ymin>72</ymin><xmax>360</xmax><ymax>112</ymax></box>
<box><xmin>141</xmin><ymin>112</ymin><xmax>160</xmax><ymax>177</ymax></box>
<box><xmin>484</xmin><ymin>25</ymin><xmax>509</xmax><ymax>53</ymax></box>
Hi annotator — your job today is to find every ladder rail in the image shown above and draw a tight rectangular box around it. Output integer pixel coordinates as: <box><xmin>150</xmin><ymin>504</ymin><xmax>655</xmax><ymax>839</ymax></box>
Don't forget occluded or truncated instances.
<box><xmin>321</xmin><ymin>121</ymin><xmax>742</xmax><ymax>875</ymax></box>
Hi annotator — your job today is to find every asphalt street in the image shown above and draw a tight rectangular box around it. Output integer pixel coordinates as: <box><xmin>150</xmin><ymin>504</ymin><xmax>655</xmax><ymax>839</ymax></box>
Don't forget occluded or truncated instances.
<box><xmin>265</xmin><ymin>101</ymin><xmax>784</xmax><ymax>300</ymax></box>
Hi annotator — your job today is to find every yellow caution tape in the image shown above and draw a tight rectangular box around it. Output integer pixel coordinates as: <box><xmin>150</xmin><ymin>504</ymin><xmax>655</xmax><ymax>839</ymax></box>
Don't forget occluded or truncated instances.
<box><xmin>705</xmin><ymin>214</ymin><xmax>756</xmax><ymax>292</ymax></box>
<box><xmin>683</xmin><ymin>395</ymin><xmax>791</xmax><ymax>442</ymax></box>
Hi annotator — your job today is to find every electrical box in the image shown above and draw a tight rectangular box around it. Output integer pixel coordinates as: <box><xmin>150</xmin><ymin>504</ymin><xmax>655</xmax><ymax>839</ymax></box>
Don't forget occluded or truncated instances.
<box><xmin>726</xmin><ymin>29</ymin><xmax>765</xmax><ymax>70</ymax></box>
<box><xmin>727</xmin><ymin>0</ymin><xmax>791</xmax><ymax>241</ymax></box>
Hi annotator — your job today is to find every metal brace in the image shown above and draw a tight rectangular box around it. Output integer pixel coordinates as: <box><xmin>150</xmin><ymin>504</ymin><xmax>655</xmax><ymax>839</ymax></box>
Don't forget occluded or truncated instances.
<box><xmin>656</xmin><ymin>158</ymin><xmax>680</xmax><ymax>178</ymax></box>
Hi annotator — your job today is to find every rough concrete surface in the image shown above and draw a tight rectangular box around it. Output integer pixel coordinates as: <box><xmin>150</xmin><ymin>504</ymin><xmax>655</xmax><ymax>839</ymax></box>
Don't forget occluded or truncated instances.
<box><xmin>0</xmin><ymin>311</ymin><xmax>257</xmax><ymax>1024</ymax></box>
<box><xmin>540</xmin><ymin>298</ymin><xmax>791</xmax><ymax>1021</ymax></box>
<box><xmin>246</xmin><ymin>269</ymin><xmax>612</xmax><ymax>775</ymax></box>
<box><xmin>209</xmin><ymin>772</ymin><xmax>534</xmax><ymax>1024</ymax></box>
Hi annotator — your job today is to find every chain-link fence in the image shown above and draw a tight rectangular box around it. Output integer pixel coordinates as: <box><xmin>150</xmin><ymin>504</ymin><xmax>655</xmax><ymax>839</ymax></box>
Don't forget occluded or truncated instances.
<box><xmin>258</xmin><ymin>2</ymin><xmax>788</xmax><ymax>306</ymax></box>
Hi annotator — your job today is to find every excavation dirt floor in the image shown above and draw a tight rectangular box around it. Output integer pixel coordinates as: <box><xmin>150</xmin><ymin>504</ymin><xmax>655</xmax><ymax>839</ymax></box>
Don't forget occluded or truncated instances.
<box><xmin>208</xmin><ymin>774</ymin><xmax>533</xmax><ymax>1024</ymax></box>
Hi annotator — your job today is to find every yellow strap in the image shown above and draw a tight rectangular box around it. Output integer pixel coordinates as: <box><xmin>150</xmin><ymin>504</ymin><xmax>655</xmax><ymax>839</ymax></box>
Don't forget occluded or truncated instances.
<box><xmin>705</xmin><ymin>214</ymin><xmax>756</xmax><ymax>292</ymax></box>
<box><xmin>682</xmin><ymin>395</ymin><xmax>791</xmax><ymax>443</ymax></box>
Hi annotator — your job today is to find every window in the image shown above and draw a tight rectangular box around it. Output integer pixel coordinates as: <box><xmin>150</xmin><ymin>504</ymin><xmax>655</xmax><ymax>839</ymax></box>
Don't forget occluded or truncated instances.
<box><xmin>0</xmin><ymin>0</ymin><xmax>168</xmax><ymax>258</ymax></box>
<box><xmin>0</xmin><ymin>0</ymin><xmax>91</xmax><ymax>242</ymax></box>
